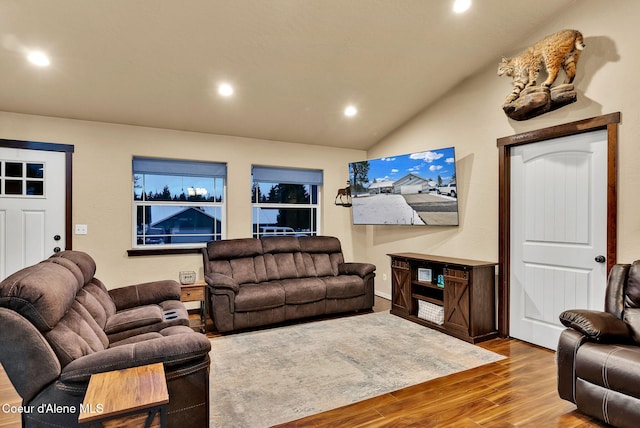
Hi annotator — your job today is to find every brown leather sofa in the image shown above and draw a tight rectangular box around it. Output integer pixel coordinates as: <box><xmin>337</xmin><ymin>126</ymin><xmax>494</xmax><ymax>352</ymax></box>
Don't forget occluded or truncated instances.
<box><xmin>0</xmin><ymin>251</ymin><xmax>210</xmax><ymax>428</ymax></box>
<box><xmin>203</xmin><ymin>235</ymin><xmax>375</xmax><ymax>332</ymax></box>
<box><xmin>558</xmin><ymin>261</ymin><xmax>640</xmax><ymax>428</ymax></box>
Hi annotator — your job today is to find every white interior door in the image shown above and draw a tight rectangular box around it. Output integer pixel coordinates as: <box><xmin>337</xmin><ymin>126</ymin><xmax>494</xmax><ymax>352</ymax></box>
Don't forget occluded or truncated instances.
<box><xmin>0</xmin><ymin>147</ymin><xmax>66</xmax><ymax>279</ymax></box>
<box><xmin>510</xmin><ymin>130</ymin><xmax>608</xmax><ymax>349</ymax></box>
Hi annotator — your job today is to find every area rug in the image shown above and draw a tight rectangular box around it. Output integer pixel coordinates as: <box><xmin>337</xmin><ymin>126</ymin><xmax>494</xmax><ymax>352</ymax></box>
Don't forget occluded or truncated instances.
<box><xmin>209</xmin><ymin>311</ymin><xmax>505</xmax><ymax>427</ymax></box>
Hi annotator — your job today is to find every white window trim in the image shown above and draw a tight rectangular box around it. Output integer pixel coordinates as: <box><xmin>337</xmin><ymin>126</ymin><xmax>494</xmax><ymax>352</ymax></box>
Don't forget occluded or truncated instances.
<box><xmin>131</xmin><ymin>161</ymin><xmax>227</xmax><ymax>249</ymax></box>
<box><xmin>251</xmin><ymin>188</ymin><xmax>321</xmax><ymax>238</ymax></box>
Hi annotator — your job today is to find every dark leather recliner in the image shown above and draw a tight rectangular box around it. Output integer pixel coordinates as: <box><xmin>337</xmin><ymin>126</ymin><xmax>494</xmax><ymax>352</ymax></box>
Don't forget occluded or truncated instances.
<box><xmin>558</xmin><ymin>260</ymin><xmax>640</xmax><ymax>427</ymax></box>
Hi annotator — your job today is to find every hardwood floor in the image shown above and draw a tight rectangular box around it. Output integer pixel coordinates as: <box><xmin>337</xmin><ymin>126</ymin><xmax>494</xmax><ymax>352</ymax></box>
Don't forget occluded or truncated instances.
<box><xmin>274</xmin><ymin>338</ymin><xmax>604</xmax><ymax>427</ymax></box>
<box><xmin>273</xmin><ymin>297</ymin><xmax>606</xmax><ymax>428</ymax></box>
<box><xmin>0</xmin><ymin>363</ymin><xmax>21</xmax><ymax>428</ymax></box>
<box><xmin>0</xmin><ymin>297</ymin><xmax>606</xmax><ymax>427</ymax></box>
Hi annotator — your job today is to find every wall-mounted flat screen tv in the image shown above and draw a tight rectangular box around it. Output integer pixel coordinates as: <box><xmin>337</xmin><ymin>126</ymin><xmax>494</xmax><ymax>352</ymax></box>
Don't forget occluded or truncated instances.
<box><xmin>348</xmin><ymin>147</ymin><xmax>459</xmax><ymax>226</ymax></box>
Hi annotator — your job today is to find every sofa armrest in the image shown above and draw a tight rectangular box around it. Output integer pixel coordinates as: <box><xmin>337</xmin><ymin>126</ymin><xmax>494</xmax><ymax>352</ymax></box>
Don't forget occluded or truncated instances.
<box><xmin>557</xmin><ymin>328</ymin><xmax>588</xmax><ymax>403</ymax></box>
<box><xmin>108</xmin><ymin>280</ymin><xmax>181</xmax><ymax>310</ymax></box>
<box><xmin>338</xmin><ymin>262</ymin><xmax>376</xmax><ymax>278</ymax></box>
<box><xmin>205</xmin><ymin>273</ymin><xmax>239</xmax><ymax>293</ymax></box>
<box><xmin>559</xmin><ymin>309</ymin><xmax>631</xmax><ymax>342</ymax></box>
<box><xmin>59</xmin><ymin>333</ymin><xmax>211</xmax><ymax>384</ymax></box>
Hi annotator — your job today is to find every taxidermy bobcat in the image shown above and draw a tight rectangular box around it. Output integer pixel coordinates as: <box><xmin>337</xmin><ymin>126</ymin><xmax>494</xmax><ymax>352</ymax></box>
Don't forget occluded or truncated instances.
<box><xmin>498</xmin><ymin>29</ymin><xmax>585</xmax><ymax>104</ymax></box>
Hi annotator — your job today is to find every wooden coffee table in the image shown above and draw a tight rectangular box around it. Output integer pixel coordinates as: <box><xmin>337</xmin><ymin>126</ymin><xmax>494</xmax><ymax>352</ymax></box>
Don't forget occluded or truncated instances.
<box><xmin>78</xmin><ymin>363</ymin><xmax>169</xmax><ymax>428</ymax></box>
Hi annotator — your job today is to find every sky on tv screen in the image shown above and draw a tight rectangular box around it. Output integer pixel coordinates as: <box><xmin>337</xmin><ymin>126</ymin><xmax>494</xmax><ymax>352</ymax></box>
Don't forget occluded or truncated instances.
<box><xmin>356</xmin><ymin>147</ymin><xmax>455</xmax><ymax>186</ymax></box>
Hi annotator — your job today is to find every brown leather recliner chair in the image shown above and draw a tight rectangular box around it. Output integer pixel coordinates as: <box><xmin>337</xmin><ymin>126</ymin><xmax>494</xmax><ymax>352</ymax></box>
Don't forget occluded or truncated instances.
<box><xmin>558</xmin><ymin>261</ymin><xmax>640</xmax><ymax>428</ymax></box>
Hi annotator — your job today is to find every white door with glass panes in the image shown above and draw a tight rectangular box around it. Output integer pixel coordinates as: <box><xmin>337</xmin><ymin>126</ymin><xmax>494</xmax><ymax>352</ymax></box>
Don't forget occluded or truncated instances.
<box><xmin>509</xmin><ymin>130</ymin><xmax>608</xmax><ymax>350</ymax></box>
<box><xmin>0</xmin><ymin>148</ymin><xmax>66</xmax><ymax>279</ymax></box>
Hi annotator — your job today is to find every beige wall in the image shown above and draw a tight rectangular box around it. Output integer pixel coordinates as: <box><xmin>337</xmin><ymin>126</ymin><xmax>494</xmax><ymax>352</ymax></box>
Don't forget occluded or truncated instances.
<box><xmin>364</xmin><ymin>0</ymin><xmax>640</xmax><ymax>297</ymax></box>
<box><xmin>0</xmin><ymin>112</ymin><xmax>365</xmax><ymax>287</ymax></box>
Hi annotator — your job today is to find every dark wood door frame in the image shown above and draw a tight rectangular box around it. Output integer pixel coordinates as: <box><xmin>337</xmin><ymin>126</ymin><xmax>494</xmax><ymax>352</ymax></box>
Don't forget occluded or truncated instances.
<box><xmin>496</xmin><ymin>112</ymin><xmax>620</xmax><ymax>338</ymax></box>
<box><xmin>0</xmin><ymin>139</ymin><xmax>75</xmax><ymax>250</ymax></box>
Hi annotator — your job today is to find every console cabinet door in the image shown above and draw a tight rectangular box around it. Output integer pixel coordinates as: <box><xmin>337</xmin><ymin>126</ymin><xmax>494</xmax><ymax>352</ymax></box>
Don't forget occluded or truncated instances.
<box><xmin>391</xmin><ymin>259</ymin><xmax>411</xmax><ymax>316</ymax></box>
<box><xmin>443</xmin><ymin>268</ymin><xmax>470</xmax><ymax>334</ymax></box>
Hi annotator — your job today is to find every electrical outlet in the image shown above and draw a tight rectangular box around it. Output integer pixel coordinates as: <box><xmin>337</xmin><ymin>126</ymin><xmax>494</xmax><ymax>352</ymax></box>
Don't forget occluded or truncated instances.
<box><xmin>383</xmin><ymin>274</ymin><xmax>387</xmax><ymax>281</ymax></box>
<box><xmin>75</xmin><ymin>224</ymin><xmax>88</xmax><ymax>235</ymax></box>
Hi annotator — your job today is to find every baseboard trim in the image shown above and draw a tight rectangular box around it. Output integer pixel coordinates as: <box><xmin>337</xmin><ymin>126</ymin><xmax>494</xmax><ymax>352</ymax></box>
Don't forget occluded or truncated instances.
<box><xmin>375</xmin><ymin>291</ymin><xmax>391</xmax><ymax>301</ymax></box>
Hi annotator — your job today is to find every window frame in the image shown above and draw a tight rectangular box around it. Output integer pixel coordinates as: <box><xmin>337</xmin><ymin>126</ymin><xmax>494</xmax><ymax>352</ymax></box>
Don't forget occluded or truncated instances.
<box><xmin>251</xmin><ymin>166</ymin><xmax>322</xmax><ymax>238</ymax></box>
<box><xmin>131</xmin><ymin>157</ymin><xmax>227</xmax><ymax>250</ymax></box>
<box><xmin>0</xmin><ymin>160</ymin><xmax>46</xmax><ymax>198</ymax></box>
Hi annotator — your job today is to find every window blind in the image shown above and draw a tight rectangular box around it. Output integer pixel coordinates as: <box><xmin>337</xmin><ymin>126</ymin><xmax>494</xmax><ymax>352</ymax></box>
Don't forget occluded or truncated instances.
<box><xmin>133</xmin><ymin>157</ymin><xmax>227</xmax><ymax>177</ymax></box>
<box><xmin>252</xmin><ymin>166</ymin><xmax>323</xmax><ymax>185</ymax></box>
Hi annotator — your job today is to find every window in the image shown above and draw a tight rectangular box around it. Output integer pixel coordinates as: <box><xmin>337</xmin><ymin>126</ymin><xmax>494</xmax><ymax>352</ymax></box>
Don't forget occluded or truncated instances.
<box><xmin>0</xmin><ymin>160</ymin><xmax>45</xmax><ymax>196</ymax></box>
<box><xmin>133</xmin><ymin>157</ymin><xmax>226</xmax><ymax>247</ymax></box>
<box><xmin>251</xmin><ymin>166</ymin><xmax>322</xmax><ymax>238</ymax></box>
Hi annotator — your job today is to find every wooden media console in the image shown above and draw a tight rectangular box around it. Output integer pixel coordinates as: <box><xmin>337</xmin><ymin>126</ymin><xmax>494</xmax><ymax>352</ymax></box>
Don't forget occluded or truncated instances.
<box><xmin>388</xmin><ymin>253</ymin><xmax>498</xmax><ymax>343</ymax></box>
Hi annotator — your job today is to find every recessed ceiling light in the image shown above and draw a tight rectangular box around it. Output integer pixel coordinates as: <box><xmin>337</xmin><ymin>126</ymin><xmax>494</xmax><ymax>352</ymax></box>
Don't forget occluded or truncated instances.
<box><xmin>27</xmin><ymin>50</ymin><xmax>50</xmax><ymax>67</ymax></box>
<box><xmin>218</xmin><ymin>83</ymin><xmax>234</xmax><ymax>97</ymax></box>
<box><xmin>453</xmin><ymin>0</ymin><xmax>472</xmax><ymax>14</ymax></box>
<box><xmin>344</xmin><ymin>105</ymin><xmax>358</xmax><ymax>117</ymax></box>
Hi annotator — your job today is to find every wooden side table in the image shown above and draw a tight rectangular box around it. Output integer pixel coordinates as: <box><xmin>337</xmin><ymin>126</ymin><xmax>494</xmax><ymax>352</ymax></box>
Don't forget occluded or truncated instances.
<box><xmin>180</xmin><ymin>280</ymin><xmax>207</xmax><ymax>333</ymax></box>
<box><xmin>78</xmin><ymin>362</ymin><xmax>168</xmax><ymax>428</ymax></box>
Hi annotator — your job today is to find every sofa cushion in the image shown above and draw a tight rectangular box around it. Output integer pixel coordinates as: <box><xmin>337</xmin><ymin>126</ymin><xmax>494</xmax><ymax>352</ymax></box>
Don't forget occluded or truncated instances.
<box><xmin>296</xmin><ymin>237</ymin><xmax>342</xmax><ymax>276</ymax></box>
<box><xmin>104</xmin><ymin>305</ymin><xmax>164</xmax><ymax>335</ymax></box>
<box><xmin>261</xmin><ymin>236</ymin><xmax>306</xmax><ymax>280</ymax></box>
<box><xmin>46</xmin><ymin>300</ymin><xmax>109</xmax><ymax>367</ymax></box>
<box><xmin>261</xmin><ymin>236</ymin><xmax>301</xmax><ymax>253</ymax></box>
<box><xmin>48</xmin><ymin>250</ymin><xmax>97</xmax><ymax>285</ymax></box>
<box><xmin>209</xmin><ymin>257</ymin><xmax>268</xmax><ymax>284</ymax></box>
<box><xmin>75</xmin><ymin>288</ymin><xmax>110</xmax><ymax>329</ymax></box>
<box><xmin>230</xmin><ymin>258</ymin><xmax>260</xmax><ymax>284</ymax></box>
<box><xmin>264</xmin><ymin>252</ymin><xmax>305</xmax><ymax>280</ymax></box>
<box><xmin>624</xmin><ymin>308</ymin><xmax>640</xmax><ymax>343</ymax></box>
<box><xmin>626</xmin><ymin>261</ymin><xmax>640</xmax><ymax>308</ymax></box>
<box><xmin>107</xmin><ymin>325</ymin><xmax>194</xmax><ymax>347</ymax></box>
<box><xmin>59</xmin><ymin>332</ymin><xmax>211</xmax><ymax>383</ymax></box>
<box><xmin>206</xmin><ymin>260</ymin><xmax>234</xmax><ymax>278</ymax></box>
<box><xmin>107</xmin><ymin>279</ymin><xmax>182</xmax><ymax>311</ymax></box>
<box><xmin>234</xmin><ymin>282</ymin><xmax>285</xmax><ymax>312</ymax></box>
<box><xmin>576</xmin><ymin>342</ymin><xmax>640</xmax><ymax>399</ymax></box>
<box><xmin>105</xmin><ymin>308</ymin><xmax>190</xmax><ymax>344</ymax></box>
<box><xmin>43</xmin><ymin>257</ymin><xmax>86</xmax><ymax>286</ymax></box>
<box><xmin>299</xmin><ymin>236</ymin><xmax>342</xmax><ymax>253</ymax></box>
<box><xmin>84</xmin><ymin>280</ymin><xmax>117</xmax><ymax>317</ymax></box>
<box><xmin>322</xmin><ymin>275</ymin><xmax>365</xmax><ymax>299</ymax></box>
<box><xmin>280</xmin><ymin>278</ymin><xmax>326</xmax><ymax>304</ymax></box>
<box><xmin>206</xmin><ymin>237</ymin><xmax>263</xmax><ymax>260</ymax></box>
<box><xmin>308</xmin><ymin>253</ymin><xmax>336</xmax><ymax>277</ymax></box>
<box><xmin>109</xmin><ymin>332</ymin><xmax>164</xmax><ymax>347</ymax></box>
<box><xmin>0</xmin><ymin>261</ymin><xmax>84</xmax><ymax>332</ymax></box>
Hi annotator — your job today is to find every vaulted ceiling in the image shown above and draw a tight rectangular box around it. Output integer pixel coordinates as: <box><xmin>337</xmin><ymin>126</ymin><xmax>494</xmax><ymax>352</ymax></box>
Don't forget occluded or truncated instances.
<box><xmin>0</xmin><ymin>0</ymin><xmax>575</xmax><ymax>150</ymax></box>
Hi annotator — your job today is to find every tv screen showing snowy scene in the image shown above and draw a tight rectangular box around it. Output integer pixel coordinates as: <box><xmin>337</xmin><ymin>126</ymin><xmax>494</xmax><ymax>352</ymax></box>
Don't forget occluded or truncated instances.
<box><xmin>348</xmin><ymin>147</ymin><xmax>459</xmax><ymax>226</ymax></box>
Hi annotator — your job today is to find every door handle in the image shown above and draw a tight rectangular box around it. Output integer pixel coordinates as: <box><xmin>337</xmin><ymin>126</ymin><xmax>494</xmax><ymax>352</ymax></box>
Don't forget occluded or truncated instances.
<box><xmin>595</xmin><ymin>255</ymin><xmax>606</xmax><ymax>263</ymax></box>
